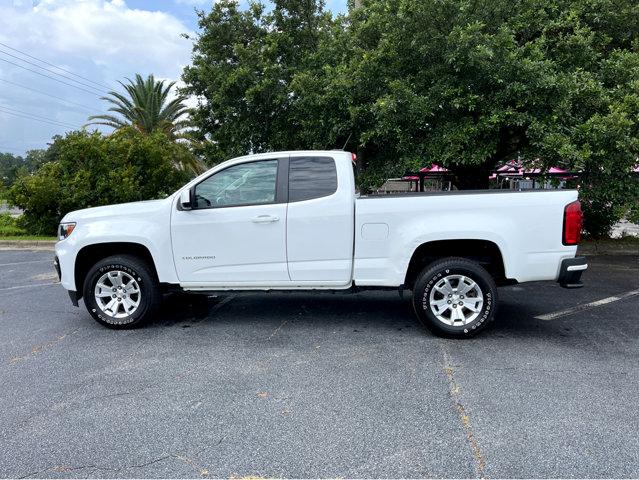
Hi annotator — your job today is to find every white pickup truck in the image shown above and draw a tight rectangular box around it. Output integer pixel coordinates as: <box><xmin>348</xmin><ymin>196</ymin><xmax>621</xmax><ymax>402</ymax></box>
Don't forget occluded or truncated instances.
<box><xmin>54</xmin><ymin>150</ymin><xmax>587</xmax><ymax>337</ymax></box>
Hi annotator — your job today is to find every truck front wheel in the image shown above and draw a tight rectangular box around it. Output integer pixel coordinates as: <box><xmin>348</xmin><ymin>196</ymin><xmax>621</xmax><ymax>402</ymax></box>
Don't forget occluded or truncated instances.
<box><xmin>412</xmin><ymin>257</ymin><xmax>497</xmax><ymax>338</ymax></box>
<box><xmin>82</xmin><ymin>254</ymin><xmax>161</xmax><ymax>329</ymax></box>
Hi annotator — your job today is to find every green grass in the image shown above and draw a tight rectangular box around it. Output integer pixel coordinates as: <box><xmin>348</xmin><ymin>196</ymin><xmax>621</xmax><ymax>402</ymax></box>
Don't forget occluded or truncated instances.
<box><xmin>0</xmin><ymin>215</ymin><xmax>27</xmax><ymax>236</ymax></box>
<box><xmin>0</xmin><ymin>235</ymin><xmax>57</xmax><ymax>241</ymax></box>
<box><xmin>0</xmin><ymin>225</ymin><xmax>26</xmax><ymax>236</ymax></box>
<box><xmin>0</xmin><ymin>214</ymin><xmax>56</xmax><ymax>240</ymax></box>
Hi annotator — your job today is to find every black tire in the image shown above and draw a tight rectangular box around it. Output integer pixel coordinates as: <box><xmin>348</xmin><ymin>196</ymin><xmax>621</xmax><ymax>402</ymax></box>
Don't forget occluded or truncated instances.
<box><xmin>412</xmin><ymin>257</ymin><xmax>497</xmax><ymax>338</ymax></box>
<box><xmin>82</xmin><ymin>254</ymin><xmax>161</xmax><ymax>329</ymax></box>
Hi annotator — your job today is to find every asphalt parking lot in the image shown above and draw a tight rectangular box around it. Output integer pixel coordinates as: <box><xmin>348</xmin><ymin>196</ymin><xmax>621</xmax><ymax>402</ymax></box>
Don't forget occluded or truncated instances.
<box><xmin>1</xmin><ymin>249</ymin><xmax>638</xmax><ymax>478</ymax></box>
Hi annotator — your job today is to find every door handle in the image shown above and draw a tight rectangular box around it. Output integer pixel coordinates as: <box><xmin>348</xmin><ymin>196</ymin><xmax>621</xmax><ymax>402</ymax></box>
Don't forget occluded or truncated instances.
<box><xmin>252</xmin><ymin>214</ymin><xmax>279</xmax><ymax>223</ymax></box>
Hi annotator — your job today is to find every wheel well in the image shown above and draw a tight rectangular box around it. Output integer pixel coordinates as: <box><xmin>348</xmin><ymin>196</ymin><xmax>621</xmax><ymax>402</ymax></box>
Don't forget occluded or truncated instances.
<box><xmin>74</xmin><ymin>242</ymin><xmax>158</xmax><ymax>297</ymax></box>
<box><xmin>404</xmin><ymin>240</ymin><xmax>506</xmax><ymax>288</ymax></box>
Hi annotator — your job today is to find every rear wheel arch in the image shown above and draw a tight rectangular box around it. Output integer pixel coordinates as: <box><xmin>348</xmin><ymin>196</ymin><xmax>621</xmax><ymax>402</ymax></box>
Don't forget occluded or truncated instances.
<box><xmin>404</xmin><ymin>239</ymin><xmax>507</xmax><ymax>289</ymax></box>
<box><xmin>74</xmin><ymin>242</ymin><xmax>159</xmax><ymax>298</ymax></box>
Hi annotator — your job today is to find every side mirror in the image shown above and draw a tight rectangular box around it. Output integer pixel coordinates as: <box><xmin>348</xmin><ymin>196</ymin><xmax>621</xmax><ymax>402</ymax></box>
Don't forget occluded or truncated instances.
<box><xmin>179</xmin><ymin>188</ymin><xmax>193</xmax><ymax>210</ymax></box>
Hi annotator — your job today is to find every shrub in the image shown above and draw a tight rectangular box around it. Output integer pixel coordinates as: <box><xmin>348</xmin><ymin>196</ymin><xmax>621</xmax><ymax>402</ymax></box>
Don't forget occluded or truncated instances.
<box><xmin>0</xmin><ymin>213</ymin><xmax>26</xmax><ymax>237</ymax></box>
<box><xmin>8</xmin><ymin>128</ymin><xmax>193</xmax><ymax>235</ymax></box>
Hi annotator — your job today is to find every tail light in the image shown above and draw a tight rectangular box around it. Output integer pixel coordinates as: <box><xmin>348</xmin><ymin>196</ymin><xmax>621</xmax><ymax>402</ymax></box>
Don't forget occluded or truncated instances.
<box><xmin>563</xmin><ymin>200</ymin><xmax>582</xmax><ymax>245</ymax></box>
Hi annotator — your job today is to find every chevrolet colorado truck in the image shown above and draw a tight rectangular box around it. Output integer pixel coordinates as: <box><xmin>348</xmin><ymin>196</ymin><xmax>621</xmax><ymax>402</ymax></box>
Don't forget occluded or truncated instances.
<box><xmin>54</xmin><ymin>150</ymin><xmax>587</xmax><ymax>337</ymax></box>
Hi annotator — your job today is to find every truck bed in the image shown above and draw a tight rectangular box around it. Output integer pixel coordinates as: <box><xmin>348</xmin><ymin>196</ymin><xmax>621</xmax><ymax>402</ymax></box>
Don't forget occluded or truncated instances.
<box><xmin>353</xmin><ymin>189</ymin><xmax>579</xmax><ymax>287</ymax></box>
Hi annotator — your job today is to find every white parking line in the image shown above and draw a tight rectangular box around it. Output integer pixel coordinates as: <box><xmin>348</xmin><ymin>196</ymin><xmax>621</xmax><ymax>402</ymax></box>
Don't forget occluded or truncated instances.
<box><xmin>535</xmin><ymin>289</ymin><xmax>639</xmax><ymax>321</ymax></box>
<box><xmin>0</xmin><ymin>282</ymin><xmax>60</xmax><ymax>292</ymax></box>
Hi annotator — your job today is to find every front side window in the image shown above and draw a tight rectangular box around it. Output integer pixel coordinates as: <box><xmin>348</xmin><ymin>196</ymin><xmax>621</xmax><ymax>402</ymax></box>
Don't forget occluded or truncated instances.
<box><xmin>194</xmin><ymin>159</ymin><xmax>278</xmax><ymax>208</ymax></box>
<box><xmin>289</xmin><ymin>156</ymin><xmax>337</xmax><ymax>202</ymax></box>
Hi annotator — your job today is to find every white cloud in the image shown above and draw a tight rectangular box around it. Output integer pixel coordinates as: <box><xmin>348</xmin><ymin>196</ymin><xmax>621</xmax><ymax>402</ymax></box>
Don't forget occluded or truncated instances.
<box><xmin>2</xmin><ymin>0</ymin><xmax>193</xmax><ymax>80</ymax></box>
<box><xmin>0</xmin><ymin>0</ymin><xmax>195</xmax><ymax>153</ymax></box>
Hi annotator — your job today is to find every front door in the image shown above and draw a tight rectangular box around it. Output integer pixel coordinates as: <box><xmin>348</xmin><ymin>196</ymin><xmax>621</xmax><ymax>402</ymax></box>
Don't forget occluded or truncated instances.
<box><xmin>171</xmin><ymin>158</ymin><xmax>290</xmax><ymax>286</ymax></box>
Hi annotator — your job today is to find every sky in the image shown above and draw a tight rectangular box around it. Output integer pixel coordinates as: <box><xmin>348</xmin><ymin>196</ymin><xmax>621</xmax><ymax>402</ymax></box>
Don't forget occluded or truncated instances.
<box><xmin>0</xmin><ymin>0</ymin><xmax>348</xmax><ymax>156</ymax></box>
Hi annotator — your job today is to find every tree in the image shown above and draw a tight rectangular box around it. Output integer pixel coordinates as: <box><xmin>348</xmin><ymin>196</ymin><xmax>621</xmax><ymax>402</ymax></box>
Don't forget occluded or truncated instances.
<box><xmin>87</xmin><ymin>74</ymin><xmax>190</xmax><ymax>137</ymax></box>
<box><xmin>182</xmin><ymin>0</ymin><xmax>350</xmax><ymax>164</ymax></box>
<box><xmin>0</xmin><ymin>150</ymin><xmax>46</xmax><ymax>189</ymax></box>
<box><xmin>8</xmin><ymin>128</ymin><xmax>192</xmax><ymax>235</ymax></box>
<box><xmin>86</xmin><ymin>74</ymin><xmax>205</xmax><ymax>174</ymax></box>
<box><xmin>183</xmin><ymin>0</ymin><xmax>639</xmax><ymax>237</ymax></box>
<box><xmin>0</xmin><ymin>152</ymin><xmax>24</xmax><ymax>189</ymax></box>
<box><xmin>24</xmin><ymin>149</ymin><xmax>47</xmax><ymax>171</ymax></box>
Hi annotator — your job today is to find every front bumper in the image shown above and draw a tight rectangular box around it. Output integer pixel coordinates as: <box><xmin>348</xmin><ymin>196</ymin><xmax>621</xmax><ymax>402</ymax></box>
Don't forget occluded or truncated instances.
<box><xmin>55</xmin><ymin>240</ymin><xmax>77</xmax><ymax>292</ymax></box>
<box><xmin>558</xmin><ymin>256</ymin><xmax>587</xmax><ymax>288</ymax></box>
<box><xmin>54</xmin><ymin>254</ymin><xmax>79</xmax><ymax>306</ymax></box>
<box><xmin>68</xmin><ymin>290</ymin><xmax>79</xmax><ymax>307</ymax></box>
<box><xmin>53</xmin><ymin>255</ymin><xmax>61</xmax><ymax>281</ymax></box>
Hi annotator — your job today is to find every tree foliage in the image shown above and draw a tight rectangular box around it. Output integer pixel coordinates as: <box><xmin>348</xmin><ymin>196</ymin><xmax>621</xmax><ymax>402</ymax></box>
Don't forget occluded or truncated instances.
<box><xmin>85</xmin><ymin>74</ymin><xmax>205</xmax><ymax>175</ymax></box>
<box><xmin>182</xmin><ymin>0</ymin><xmax>351</xmax><ymax>163</ymax></box>
<box><xmin>87</xmin><ymin>74</ymin><xmax>190</xmax><ymax>136</ymax></box>
<box><xmin>183</xmin><ymin>0</ymin><xmax>639</xmax><ymax>237</ymax></box>
<box><xmin>8</xmin><ymin>128</ymin><xmax>191</xmax><ymax>235</ymax></box>
<box><xmin>0</xmin><ymin>150</ymin><xmax>46</xmax><ymax>189</ymax></box>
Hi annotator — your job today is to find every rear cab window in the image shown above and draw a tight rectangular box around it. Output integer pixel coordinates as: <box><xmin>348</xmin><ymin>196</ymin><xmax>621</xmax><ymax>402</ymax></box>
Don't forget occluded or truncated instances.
<box><xmin>288</xmin><ymin>156</ymin><xmax>338</xmax><ymax>202</ymax></box>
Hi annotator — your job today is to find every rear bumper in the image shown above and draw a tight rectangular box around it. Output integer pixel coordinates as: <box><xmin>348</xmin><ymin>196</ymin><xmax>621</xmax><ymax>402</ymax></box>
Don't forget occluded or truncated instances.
<box><xmin>558</xmin><ymin>256</ymin><xmax>587</xmax><ymax>288</ymax></box>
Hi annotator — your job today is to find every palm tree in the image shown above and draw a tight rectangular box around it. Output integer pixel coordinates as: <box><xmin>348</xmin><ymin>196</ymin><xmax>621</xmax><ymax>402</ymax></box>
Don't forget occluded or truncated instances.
<box><xmin>87</xmin><ymin>74</ymin><xmax>205</xmax><ymax>174</ymax></box>
<box><xmin>86</xmin><ymin>74</ymin><xmax>189</xmax><ymax>138</ymax></box>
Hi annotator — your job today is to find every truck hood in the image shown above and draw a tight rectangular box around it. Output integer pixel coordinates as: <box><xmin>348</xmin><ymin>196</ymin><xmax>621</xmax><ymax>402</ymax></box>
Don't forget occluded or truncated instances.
<box><xmin>61</xmin><ymin>198</ymin><xmax>172</xmax><ymax>222</ymax></box>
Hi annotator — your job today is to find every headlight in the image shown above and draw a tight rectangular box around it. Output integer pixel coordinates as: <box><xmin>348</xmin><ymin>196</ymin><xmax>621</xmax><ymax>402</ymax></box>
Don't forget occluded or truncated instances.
<box><xmin>58</xmin><ymin>222</ymin><xmax>76</xmax><ymax>240</ymax></box>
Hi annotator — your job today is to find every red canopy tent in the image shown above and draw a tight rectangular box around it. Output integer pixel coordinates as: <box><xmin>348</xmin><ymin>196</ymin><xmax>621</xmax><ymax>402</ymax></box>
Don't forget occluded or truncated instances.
<box><xmin>401</xmin><ymin>164</ymin><xmax>453</xmax><ymax>191</ymax></box>
<box><xmin>400</xmin><ymin>160</ymin><xmax>636</xmax><ymax>192</ymax></box>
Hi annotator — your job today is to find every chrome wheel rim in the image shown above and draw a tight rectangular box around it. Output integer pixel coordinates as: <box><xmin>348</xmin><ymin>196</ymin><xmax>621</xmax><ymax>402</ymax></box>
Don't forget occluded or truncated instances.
<box><xmin>429</xmin><ymin>274</ymin><xmax>483</xmax><ymax>326</ymax></box>
<box><xmin>94</xmin><ymin>270</ymin><xmax>141</xmax><ymax>320</ymax></box>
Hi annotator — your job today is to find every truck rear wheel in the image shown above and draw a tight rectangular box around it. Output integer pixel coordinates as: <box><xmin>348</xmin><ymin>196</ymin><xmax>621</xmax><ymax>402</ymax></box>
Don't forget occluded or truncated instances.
<box><xmin>82</xmin><ymin>255</ymin><xmax>161</xmax><ymax>329</ymax></box>
<box><xmin>412</xmin><ymin>257</ymin><xmax>497</xmax><ymax>338</ymax></box>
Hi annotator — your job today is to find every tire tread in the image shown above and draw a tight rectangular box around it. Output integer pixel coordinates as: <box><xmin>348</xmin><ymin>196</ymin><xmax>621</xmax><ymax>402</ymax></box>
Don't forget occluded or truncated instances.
<box><xmin>412</xmin><ymin>256</ymin><xmax>497</xmax><ymax>338</ymax></box>
<box><xmin>82</xmin><ymin>254</ymin><xmax>160</xmax><ymax>329</ymax></box>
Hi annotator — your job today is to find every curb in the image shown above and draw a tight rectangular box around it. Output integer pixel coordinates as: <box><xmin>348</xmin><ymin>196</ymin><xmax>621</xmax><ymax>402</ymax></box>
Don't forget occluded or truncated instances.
<box><xmin>0</xmin><ymin>240</ymin><xmax>56</xmax><ymax>251</ymax></box>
